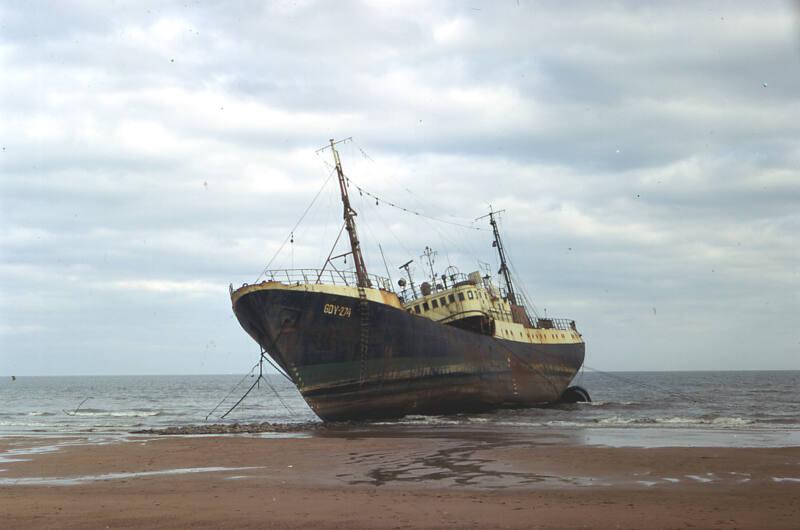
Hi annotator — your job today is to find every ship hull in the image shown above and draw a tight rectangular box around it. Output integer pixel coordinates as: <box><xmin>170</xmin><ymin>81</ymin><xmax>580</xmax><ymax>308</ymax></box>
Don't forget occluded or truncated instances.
<box><xmin>233</xmin><ymin>287</ymin><xmax>584</xmax><ymax>421</ymax></box>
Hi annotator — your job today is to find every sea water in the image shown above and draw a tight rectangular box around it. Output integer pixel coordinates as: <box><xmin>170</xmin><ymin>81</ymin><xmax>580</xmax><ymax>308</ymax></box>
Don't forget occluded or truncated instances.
<box><xmin>1</xmin><ymin>371</ymin><xmax>799</xmax><ymax>445</ymax></box>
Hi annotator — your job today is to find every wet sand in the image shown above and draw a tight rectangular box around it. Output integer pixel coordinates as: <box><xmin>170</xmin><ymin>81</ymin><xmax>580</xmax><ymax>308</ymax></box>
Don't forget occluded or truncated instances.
<box><xmin>1</xmin><ymin>428</ymin><xmax>799</xmax><ymax>529</ymax></box>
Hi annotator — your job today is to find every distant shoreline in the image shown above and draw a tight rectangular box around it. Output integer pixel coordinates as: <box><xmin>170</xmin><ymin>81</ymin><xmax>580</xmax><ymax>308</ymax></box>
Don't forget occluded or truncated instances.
<box><xmin>5</xmin><ymin>369</ymin><xmax>800</xmax><ymax>378</ymax></box>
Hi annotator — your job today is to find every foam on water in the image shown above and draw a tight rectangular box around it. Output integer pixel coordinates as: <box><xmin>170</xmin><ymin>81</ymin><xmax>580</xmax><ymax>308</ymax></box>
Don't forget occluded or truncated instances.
<box><xmin>596</xmin><ymin>415</ymin><xmax>754</xmax><ymax>427</ymax></box>
<box><xmin>70</xmin><ymin>410</ymin><xmax>162</xmax><ymax>418</ymax></box>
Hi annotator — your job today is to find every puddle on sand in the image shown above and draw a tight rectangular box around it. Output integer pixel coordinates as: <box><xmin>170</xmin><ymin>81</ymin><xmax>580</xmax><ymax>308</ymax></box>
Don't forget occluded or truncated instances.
<box><xmin>0</xmin><ymin>466</ymin><xmax>263</xmax><ymax>486</ymax></box>
<box><xmin>250</xmin><ymin>432</ymin><xmax>312</xmax><ymax>440</ymax></box>
<box><xmin>0</xmin><ymin>441</ymin><xmax>79</xmax><ymax>464</ymax></box>
<box><xmin>686</xmin><ymin>474</ymin><xmax>714</xmax><ymax>483</ymax></box>
<box><xmin>336</xmin><ymin>440</ymin><xmax>585</xmax><ymax>489</ymax></box>
<box><xmin>0</xmin><ymin>435</ymin><xmax>156</xmax><ymax>467</ymax></box>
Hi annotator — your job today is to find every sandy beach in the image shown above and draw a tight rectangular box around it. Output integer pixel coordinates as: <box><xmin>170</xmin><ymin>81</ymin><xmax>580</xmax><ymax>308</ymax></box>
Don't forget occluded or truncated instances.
<box><xmin>1</xmin><ymin>428</ymin><xmax>798</xmax><ymax>529</ymax></box>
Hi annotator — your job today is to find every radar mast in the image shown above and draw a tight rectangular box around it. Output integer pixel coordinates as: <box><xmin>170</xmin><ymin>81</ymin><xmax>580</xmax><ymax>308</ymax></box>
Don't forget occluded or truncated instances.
<box><xmin>476</xmin><ymin>207</ymin><xmax>516</xmax><ymax>304</ymax></box>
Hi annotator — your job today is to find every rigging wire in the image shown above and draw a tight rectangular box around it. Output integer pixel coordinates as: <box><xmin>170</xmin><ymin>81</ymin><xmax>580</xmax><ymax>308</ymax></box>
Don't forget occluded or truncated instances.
<box><xmin>583</xmin><ymin>365</ymin><xmax>701</xmax><ymax>403</ymax></box>
<box><xmin>351</xmin><ymin>140</ymin><xmax>486</xmax><ymax>265</ymax></box>
<box><xmin>401</xmin><ymin>186</ymin><xmax>488</xmax><ymax>259</ymax></box>
<box><xmin>352</xmin><ymin>185</ymin><xmax>380</xmax><ymax>273</ymax></box>
<box><xmin>506</xmin><ymin>253</ymin><xmax>541</xmax><ymax>319</ymax></box>
<box><xmin>361</xmin><ymin>187</ymin><xmax>414</xmax><ymax>259</ymax></box>
<box><xmin>393</xmin><ymin>185</ymin><xmax>468</xmax><ymax>272</ymax></box>
<box><xmin>492</xmin><ymin>213</ymin><xmax>542</xmax><ymax>318</ymax></box>
<box><xmin>255</xmin><ymin>166</ymin><xmax>337</xmax><ymax>283</ymax></box>
<box><xmin>318</xmin><ymin>156</ymin><xmax>487</xmax><ymax>233</ymax></box>
<box><xmin>323</xmin><ymin>140</ymin><xmax>491</xmax><ymax>280</ymax></box>
<box><xmin>351</xmin><ymin>178</ymin><xmax>487</xmax><ymax>232</ymax></box>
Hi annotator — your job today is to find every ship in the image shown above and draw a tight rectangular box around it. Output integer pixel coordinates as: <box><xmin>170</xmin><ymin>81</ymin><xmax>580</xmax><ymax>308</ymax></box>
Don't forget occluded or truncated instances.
<box><xmin>230</xmin><ymin>139</ymin><xmax>588</xmax><ymax>421</ymax></box>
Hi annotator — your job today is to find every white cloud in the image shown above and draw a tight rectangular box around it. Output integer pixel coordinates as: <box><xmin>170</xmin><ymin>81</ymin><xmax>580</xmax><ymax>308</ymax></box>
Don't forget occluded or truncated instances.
<box><xmin>433</xmin><ymin>17</ymin><xmax>471</xmax><ymax>45</ymax></box>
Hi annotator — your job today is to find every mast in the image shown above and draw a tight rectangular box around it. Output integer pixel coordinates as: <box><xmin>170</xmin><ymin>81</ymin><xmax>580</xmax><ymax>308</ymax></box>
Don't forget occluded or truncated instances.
<box><xmin>477</xmin><ymin>207</ymin><xmax>516</xmax><ymax>304</ymax></box>
<box><xmin>421</xmin><ymin>246</ymin><xmax>437</xmax><ymax>284</ymax></box>
<box><xmin>399</xmin><ymin>260</ymin><xmax>418</xmax><ymax>299</ymax></box>
<box><xmin>329</xmin><ymin>138</ymin><xmax>370</xmax><ymax>288</ymax></box>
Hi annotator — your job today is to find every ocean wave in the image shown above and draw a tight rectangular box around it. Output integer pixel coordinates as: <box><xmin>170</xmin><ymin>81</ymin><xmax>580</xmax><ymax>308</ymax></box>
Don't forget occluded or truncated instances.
<box><xmin>0</xmin><ymin>420</ymin><xmax>51</xmax><ymax>427</ymax></box>
<box><xmin>755</xmin><ymin>417</ymin><xmax>800</xmax><ymax>425</ymax></box>
<box><xmin>596</xmin><ymin>416</ymin><xmax>754</xmax><ymax>427</ymax></box>
<box><xmin>0</xmin><ymin>412</ymin><xmax>55</xmax><ymax>417</ymax></box>
<box><xmin>371</xmin><ymin>413</ymin><xmax>768</xmax><ymax>429</ymax></box>
<box><xmin>70</xmin><ymin>410</ymin><xmax>163</xmax><ymax>418</ymax></box>
<box><xmin>376</xmin><ymin>415</ymin><xmax>463</xmax><ymax>426</ymax></box>
<box><xmin>577</xmin><ymin>400</ymin><xmax>638</xmax><ymax>408</ymax></box>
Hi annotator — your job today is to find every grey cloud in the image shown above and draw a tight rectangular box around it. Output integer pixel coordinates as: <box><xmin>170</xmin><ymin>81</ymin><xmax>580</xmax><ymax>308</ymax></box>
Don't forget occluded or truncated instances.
<box><xmin>1</xmin><ymin>0</ymin><xmax>798</xmax><ymax>375</ymax></box>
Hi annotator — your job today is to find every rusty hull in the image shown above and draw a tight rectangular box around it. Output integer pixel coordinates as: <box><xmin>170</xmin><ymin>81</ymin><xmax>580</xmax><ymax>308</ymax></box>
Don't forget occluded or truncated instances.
<box><xmin>232</xmin><ymin>286</ymin><xmax>584</xmax><ymax>421</ymax></box>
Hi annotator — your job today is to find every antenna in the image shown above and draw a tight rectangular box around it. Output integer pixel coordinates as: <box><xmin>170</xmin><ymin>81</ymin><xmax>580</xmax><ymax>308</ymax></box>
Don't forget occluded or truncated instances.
<box><xmin>478</xmin><ymin>260</ymin><xmax>492</xmax><ymax>279</ymax></box>
<box><xmin>420</xmin><ymin>246</ymin><xmax>437</xmax><ymax>285</ymax></box>
<box><xmin>398</xmin><ymin>259</ymin><xmax>418</xmax><ymax>299</ymax></box>
<box><xmin>378</xmin><ymin>243</ymin><xmax>393</xmax><ymax>288</ymax></box>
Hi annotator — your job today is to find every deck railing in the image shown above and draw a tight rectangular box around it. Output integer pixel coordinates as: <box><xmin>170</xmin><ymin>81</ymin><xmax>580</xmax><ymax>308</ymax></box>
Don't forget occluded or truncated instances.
<box><xmin>241</xmin><ymin>268</ymin><xmax>394</xmax><ymax>292</ymax></box>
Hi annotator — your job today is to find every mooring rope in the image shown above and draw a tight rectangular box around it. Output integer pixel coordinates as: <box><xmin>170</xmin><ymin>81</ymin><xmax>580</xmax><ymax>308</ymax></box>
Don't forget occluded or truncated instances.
<box><xmin>205</xmin><ymin>361</ymin><xmax>261</xmax><ymax>421</ymax></box>
<box><xmin>583</xmin><ymin>365</ymin><xmax>701</xmax><ymax>403</ymax></box>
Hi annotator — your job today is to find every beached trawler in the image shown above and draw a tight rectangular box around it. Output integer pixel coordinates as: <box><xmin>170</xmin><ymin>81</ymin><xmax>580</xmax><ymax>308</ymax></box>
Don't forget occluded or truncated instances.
<box><xmin>230</xmin><ymin>139</ymin><xmax>588</xmax><ymax>421</ymax></box>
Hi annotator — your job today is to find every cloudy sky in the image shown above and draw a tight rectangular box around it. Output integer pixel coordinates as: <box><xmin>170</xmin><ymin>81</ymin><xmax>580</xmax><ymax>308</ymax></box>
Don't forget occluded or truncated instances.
<box><xmin>1</xmin><ymin>0</ymin><xmax>798</xmax><ymax>376</ymax></box>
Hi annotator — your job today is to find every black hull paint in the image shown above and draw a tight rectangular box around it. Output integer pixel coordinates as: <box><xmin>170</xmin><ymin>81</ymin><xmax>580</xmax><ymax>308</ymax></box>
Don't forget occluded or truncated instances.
<box><xmin>233</xmin><ymin>288</ymin><xmax>585</xmax><ymax>421</ymax></box>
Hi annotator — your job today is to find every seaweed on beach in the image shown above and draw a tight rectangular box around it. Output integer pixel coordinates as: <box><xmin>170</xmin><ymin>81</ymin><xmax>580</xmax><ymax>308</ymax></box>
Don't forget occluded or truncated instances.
<box><xmin>131</xmin><ymin>422</ymin><xmax>325</xmax><ymax>435</ymax></box>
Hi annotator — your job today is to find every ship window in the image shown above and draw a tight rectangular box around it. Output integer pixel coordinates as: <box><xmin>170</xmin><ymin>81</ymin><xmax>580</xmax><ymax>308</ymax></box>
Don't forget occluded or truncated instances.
<box><xmin>432</xmin><ymin>299</ymin><xmax>439</xmax><ymax>309</ymax></box>
<box><xmin>422</xmin><ymin>302</ymin><xmax>430</xmax><ymax>311</ymax></box>
<box><xmin>440</xmin><ymin>297</ymin><xmax>447</xmax><ymax>306</ymax></box>
<box><xmin>458</xmin><ymin>292</ymin><xmax>465</xmax><ymax>301</ymax></box>
<box><xmin>414</xmin><ymin>305</ymin><xmax>421</xmax><ymax>314</ymax></box>
<box><xmin>448</xmin><ymin>294</ymin><xmax>455</xmax><ymax>303</ymax></box>
<box><xmin>468</xmin><ymin>291</ymin><xmax>475</xmax><ymax>300</ymax></box>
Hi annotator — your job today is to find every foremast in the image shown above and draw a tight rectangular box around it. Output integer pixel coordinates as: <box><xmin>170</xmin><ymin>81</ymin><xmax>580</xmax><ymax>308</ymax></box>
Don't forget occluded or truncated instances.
<box><xmin>328</xmin><ymin>138</ymin><xmax>370</xmax><ymax>288</ymax></box>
